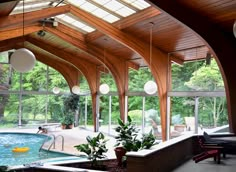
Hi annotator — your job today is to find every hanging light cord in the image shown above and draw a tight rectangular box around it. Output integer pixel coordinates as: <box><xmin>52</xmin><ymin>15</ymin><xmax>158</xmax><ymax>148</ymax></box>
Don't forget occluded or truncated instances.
<box><xmin>22</xmin><ymin>0</ymin><xmax>25</xmax><ymax>47</ymax></box>
<box><xmin>150</xmin><ymin>22</ymin><xmax>154</xmax><ymax>70</ymax></box>
<box><xmin>103</xmin><ymin>47</ymin><xmax>105</xmax><ymax>73</ymax></box>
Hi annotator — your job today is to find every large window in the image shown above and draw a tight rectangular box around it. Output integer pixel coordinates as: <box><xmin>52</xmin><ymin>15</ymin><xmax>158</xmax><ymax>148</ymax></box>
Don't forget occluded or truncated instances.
<box><xmin>0</xmin><ymin>59</ymin><xmax>76</xmax><ymax>127</ymax></box>
<box><xmin>128</xmin><ymin>67</ymin><xmax>160</xmax><ymax>138</ymax></box>
<box><xmin>169</xmin><ymin>59</ymin><xmax>228</xmax><ymax>139</ymax></box>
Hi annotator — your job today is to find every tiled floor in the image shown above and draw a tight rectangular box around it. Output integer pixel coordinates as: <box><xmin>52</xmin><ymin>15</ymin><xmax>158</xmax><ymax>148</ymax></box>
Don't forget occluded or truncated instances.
<box><xmin>172</xmin><ymin>154</ymin><xmax>236</xmax><ymax>172</ymax></box>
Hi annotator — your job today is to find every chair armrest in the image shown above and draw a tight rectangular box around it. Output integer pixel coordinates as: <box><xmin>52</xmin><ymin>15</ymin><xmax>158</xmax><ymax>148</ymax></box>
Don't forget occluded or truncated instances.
<box><xmin>203</xmin><ymin>143</ymin><xmax>218</xmax><ymax>146</ymax></box>
<box><xmin>203</xmin><ymin>146</ymin><xmax>224</xmax><ymax>149</ymax></box>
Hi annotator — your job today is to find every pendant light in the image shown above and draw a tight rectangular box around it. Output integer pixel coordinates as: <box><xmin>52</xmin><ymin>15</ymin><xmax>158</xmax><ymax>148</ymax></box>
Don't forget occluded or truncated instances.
<box><xmin>72</xmin><ymin>85</ymin><xmax>80</xmax><ymax>94</ymax></box>
<box><xmin>10</xmin><ymin>0</ymin><xmax>36</xmax><ymax>73</ymax></box>
<box><xmin>144</xmin><ymin>22</ymin><xmax>157</xmax><ymax>95</ymax></box>
<box><xmin>52</xmin><ymin>87</ymin><xmax>60</xmax><ymax>94</ymax></box>
<box><xmin>99</xmin><ymin>40</ymin><xmax>110</xmax><ymax>94</ymax></box>
<box><xmin>99</xmin><ymin>83</ymin><xmax>110</xmax><ymax>94</ymax></box>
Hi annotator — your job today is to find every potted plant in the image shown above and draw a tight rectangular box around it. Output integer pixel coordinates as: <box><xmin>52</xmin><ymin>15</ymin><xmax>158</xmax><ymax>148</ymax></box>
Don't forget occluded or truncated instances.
<box><xmin>140</xmin><ymin>130</ymin><xmax>157</xmax><ymax>149</ymax></box>
<box><xmin>61</xmin><ymin>94</ymin><xmax>80</xmax><ymax>129</ymax></box>
<box><xmin>114</xmin><ymin>115</ymin><xmax>157</xmax><ymax>166</ymax></box>
<box><xmin>60</xmin><ymin>115</ymin><xmax>74</xmax><ymax>129</ymax></box>
<box><xmin>74</xmin><ymin>132</ymin><xmax>108</xmax><ymax>170</ymax></box>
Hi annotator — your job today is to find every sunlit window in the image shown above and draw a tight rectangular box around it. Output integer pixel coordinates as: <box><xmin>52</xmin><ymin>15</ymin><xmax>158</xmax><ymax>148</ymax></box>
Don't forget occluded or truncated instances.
<box><xmin>56</xmin><ymin>14</ymin><xmax>95</xmax><ymax>33</ymax></box>
<box><xmin>11</xmin><ymin>0</ymin><xmax>151</xmax><ymax>33</ymax></box>
<box><xmin>123</xmin><ymin>0</ymin><xmax>151</xmax><ymax>10</ymax></box>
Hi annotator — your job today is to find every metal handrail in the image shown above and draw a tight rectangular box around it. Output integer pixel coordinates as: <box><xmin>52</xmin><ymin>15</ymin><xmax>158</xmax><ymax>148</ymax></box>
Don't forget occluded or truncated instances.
<box><xmin>39</xmin><ymin>134</ymin><xmax>55</xmax><ymax>152</ymax></box>
<box><xmin>48</xmin><ymin>135</ymin><xmax>64</xmax><ymax>151</ymax></box>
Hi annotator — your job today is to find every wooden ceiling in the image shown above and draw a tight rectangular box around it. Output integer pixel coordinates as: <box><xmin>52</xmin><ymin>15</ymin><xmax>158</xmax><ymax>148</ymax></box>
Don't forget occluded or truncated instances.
<box><xmin>0</xmin><ymin>0</ymin><xmax>235</xmax><ymax>72</ymax></box>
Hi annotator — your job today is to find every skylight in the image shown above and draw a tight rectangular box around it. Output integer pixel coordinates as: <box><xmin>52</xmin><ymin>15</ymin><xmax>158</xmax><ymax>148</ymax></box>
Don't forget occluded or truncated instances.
<box><xmin>12</xmin><ymin>1</ymin><xmax>51</xmax><ymax>13</ymax></box>
<box><xmin>56</xmin><ymin>14</ymin><xmax>96</xmax><ymax>33</ymax></box>
<box><xmin>11</xmin><ymin>0</ymin><xmax>151</xmax><ymax>34</ymax></box>
<box><xmin>67</xmin><ymin>0</ymin><xmax>150</xmax><ymax>23</ymax></box>
<box><xmin>123</xmin><ymin>0</ymin><xmax>151</xmax><ymax>10</ymax></box>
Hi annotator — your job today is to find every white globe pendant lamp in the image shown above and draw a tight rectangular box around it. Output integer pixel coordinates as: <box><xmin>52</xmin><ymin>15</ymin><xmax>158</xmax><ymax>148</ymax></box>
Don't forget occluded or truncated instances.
<box><xmin>99</xmin><ymin>83</ymin><xmax>110</xmax><ymax>95</ymax></box>
<box><xmin>72</xmin><ymin>85</ymin><xmax>80</xmax><ymax>94</ymax></box>
<box><xmin>10</xmin><ymin>1</ymin><xmax>36</xmax><ymax>73</ymax></box>
<box><xmin>144</xmin><ymin>80</ymin><xmax>157</xmax><ymax>95</ymax></box>
<box><xmin>233</xmin><ymin>20</ymin><xmax>236</xmax><ymax>38</ymax></box>
<box><xmin>52</xmin><ymin>87</ymin><xmax>60</xmax><ymax>94</ymax></box>
<box><xmin>144</xmin><ymin>22</ymin><xmax>157</xmax><ymax>95</ymax></box>
<box><xmin>10</xmin><ymin>48</ymin><xmax>36</xmax><ymax>73</ymax></box>
<box><xmin>99</xmin><ymin>42</ymin><xmax>110</xmax><ymax>95</ymax></box>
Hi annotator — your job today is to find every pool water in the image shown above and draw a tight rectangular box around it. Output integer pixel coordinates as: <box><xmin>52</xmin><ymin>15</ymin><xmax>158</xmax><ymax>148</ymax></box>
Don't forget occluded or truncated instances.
<box><xmin>0</xmin><ymin>133</ymin><xmax>71</xmax><ymax>166</ymax></box>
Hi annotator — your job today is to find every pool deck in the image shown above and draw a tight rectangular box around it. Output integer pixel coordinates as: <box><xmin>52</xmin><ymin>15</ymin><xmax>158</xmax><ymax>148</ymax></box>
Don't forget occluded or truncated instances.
<box><xmin>0</xmin><ymin>127</ymin><xmax>117</xmax><ymax>159</ymax></box>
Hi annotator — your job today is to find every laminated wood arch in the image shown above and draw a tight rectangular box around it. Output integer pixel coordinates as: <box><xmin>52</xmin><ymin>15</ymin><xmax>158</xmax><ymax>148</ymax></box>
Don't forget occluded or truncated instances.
<box><xmin>149</xmin><ymin>0</ymin><xmax>236</xmax><ymax>134</ymax></box>
<box><xmin>46</xmin><ymin>23</ymin><xmax>130</xmax><ymax>122</ymax></box>
<box><xmin>0</xmin><ymin>38</ymin><xmax>79</xmax><ymax>93</ymax></box>
<box><xmin>26</xmin><ymin>36</ymin><xmax>100</xmax><ymax>131</ymax></box>
<box><xmin>70</xmin><ymin>5</ymin><xmax>169</xmax><ymax>140</ymax></box>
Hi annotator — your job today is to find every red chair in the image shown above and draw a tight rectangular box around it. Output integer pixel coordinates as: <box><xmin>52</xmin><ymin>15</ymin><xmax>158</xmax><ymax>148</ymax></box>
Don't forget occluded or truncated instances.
<box><xmin>193</xmin><ymin>137</ymin><xmax>222</xmax><ymax>164</ymax></box>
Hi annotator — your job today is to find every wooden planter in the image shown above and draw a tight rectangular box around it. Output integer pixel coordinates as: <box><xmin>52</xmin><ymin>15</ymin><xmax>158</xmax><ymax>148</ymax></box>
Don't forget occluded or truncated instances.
<box><xmin>114</xmin><ymin>147</ymin><xmax>127</xmax><ymax>166</ymax></box>
<box><xmin>174</xmin><ymin>124</ymin><xmax>186</xmax><ymax>132</ymax></box>
<box><xmin>61</xmin><ymin>124</ymin><xmax>73</xmax><ymax>129</ymax></box>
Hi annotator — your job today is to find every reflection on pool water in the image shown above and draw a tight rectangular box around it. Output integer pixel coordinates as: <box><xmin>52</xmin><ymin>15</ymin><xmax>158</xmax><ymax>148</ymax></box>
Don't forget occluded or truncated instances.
<box><xmin>0</xmin><ymin>133</ymin><xmax>72</xmax><ymax>166</ymax></box>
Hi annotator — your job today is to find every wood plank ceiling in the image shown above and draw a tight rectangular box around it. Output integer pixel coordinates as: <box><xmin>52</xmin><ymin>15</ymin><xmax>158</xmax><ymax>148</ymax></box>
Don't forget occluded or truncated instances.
<box><xmin>0</xmin><ymin>0</ymin><xmax>235</xmax><ymax>76</ymax></box>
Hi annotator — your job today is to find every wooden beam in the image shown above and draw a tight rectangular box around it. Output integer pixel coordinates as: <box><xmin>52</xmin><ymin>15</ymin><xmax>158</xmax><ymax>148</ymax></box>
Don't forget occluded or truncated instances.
<box><xmin>45</xmin><ymin>25</ymin><xmax>88</xmax><ymax>53</ymax></box>
<box><xmin>47</xmin><ymin>23</ymin><xmax>140</xmax><ymax>70</ymax></box>
<box><xmin>0</xmin><ymin>37</ymin><xmax>24</xmax><ymax>51</ymax></box>
<box><xmin>45</xmin><ymin>25</ymin><xmax>128</xmax><ymax>123</ymax></box>
<box><xmin>0</xmin><ymin>0</ymin><xmax>19</xmax><ymax>16</ymax></box>
<box><xmin>70</xmin><ymin>5</ymin><xmax>168</xmax><ymax>140</ymax></box>
<box><xmin>31</xmin><ymin>50</ymin><xmax>79</xmax><ymax>88</ymax></box>
<box><xmin>86</xmin><ymin>6</ymin><xmax>161</xmax><ymax>42</ymax></box>
<box><xmin>0</xmin><ymin>24</ymin><xmax>42</xmax><ymax>41</ymax></box>
<box><xmin>0</xmin><ymin>5</ymin><xmax>70</xmax><ymax>29</ymax></box>
<box><xmin>0</xmin><ymin>38</ymin><xmax>78</xmax><ymax>89</ymax></box>
<box><xmin>46</xmin><ymin>24</ymin><xmax>126</xmax><ymax>88</ymax></box>
<box><xmin>26</xmin><ymin>35</ymin><xmax>99</xmax><ymax>98</ymax></box>
<box><xmin>55</xmin><ymin>22</ymin><xmax>85</xmax><ymax>42</ymax></box>
<box><xmin>150</xmin><ymin>0</ymin><xmax>236</xmax><ymax>135</ymax></box>
<box><xmin>27</xmin><ymin>35</ymin><xmax>99</xmax><ymax>132</ymax></box>
<box><xmin>126</xmin><ymin>61</ymin><xmax>139</xmax><ymax>70</ymax></box>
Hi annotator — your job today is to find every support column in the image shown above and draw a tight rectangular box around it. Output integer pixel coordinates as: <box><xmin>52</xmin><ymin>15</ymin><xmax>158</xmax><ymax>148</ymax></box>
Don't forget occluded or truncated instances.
<box><xmin>194</xmin><ymin>97</ymin><xmax>199</xmax><ymax>134</ymax></box>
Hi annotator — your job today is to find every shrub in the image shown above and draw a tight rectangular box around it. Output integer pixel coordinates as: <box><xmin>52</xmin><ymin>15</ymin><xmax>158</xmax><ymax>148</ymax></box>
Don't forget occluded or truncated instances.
<box><xmin>74</xmin><ymin>132</ymin><xmax>108</xmax><ymax>167</ymax></box>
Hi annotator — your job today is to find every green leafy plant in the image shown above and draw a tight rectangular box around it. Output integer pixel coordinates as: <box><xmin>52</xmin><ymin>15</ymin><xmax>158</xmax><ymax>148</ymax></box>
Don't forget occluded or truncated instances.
<box><xmin>60</xmin><ymin>115</ymin><xmax>74</xmax><ymax>126</ymax></box>
<box><xmin>115</xmin><ymin>116</ymin><xmax>157</xmax><ymax>152</ymax></box>
<box><xmin>140</xmin><ymin>130</ymin><xmax>157</xmax><ymax>149</ymax></box>
<box><xmin>114</xmin><ymin>115</ymin><xmax>141</xmax><ymax>152</ymax></box>
<box><xmin>63</xmin><ymin>94</ymin><xmax>80</xmax><ymax>113</ymax></box>
<box><xmin>60</xmin><ymin>94</ymin><xmax>80</xmax><ymax>127</ymax></box>
<box><xmin>74</xmin><ymin>132</ymin><xmax>108</xmax><ymax>167</ymax></box>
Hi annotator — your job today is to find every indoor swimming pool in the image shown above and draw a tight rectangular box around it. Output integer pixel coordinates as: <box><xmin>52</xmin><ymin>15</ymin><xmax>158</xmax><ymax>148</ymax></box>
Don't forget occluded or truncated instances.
<box><xmin>0</xmin><ymin>132</ymin><xmax>73</xmax><ymax>166</ymax></box>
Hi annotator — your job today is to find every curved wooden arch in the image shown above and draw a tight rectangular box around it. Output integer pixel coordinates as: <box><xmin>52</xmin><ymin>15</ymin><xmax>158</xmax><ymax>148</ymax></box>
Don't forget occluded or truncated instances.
<box><xmin>31</xmin><ymin>51</ymin><xmax>79</xmax><ymax>88</ymax></box>
<box><xmin>26</xmin><ymin>36</ymin><xmax>100</xmax><ymax>130</ymax></box>
<box><xmin>149</xmin><ymin>0</ymin><xmax>236</xmax><ymax>133</ymax></box>
<box><xmin>0</xmin><ymin>38</ymin><xmax>79</xmax><ymax>95</ymax></box>
<box><xmin>70</xmin><ymin>5</ymin><xmax>168</xmax><ymax>140</ymax></box>
<box><xmin>46</xmin><ymin>25</ymin><xmax>128</xmax><ymax>121</ymax></box>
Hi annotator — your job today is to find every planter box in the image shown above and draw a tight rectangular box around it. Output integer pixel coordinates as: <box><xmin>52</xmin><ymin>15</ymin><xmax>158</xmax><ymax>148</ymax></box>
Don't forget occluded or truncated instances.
<box><xmin>174</xmin><ymin>125</ymin><xmax>186</xmax><ymax>132</ymax></box>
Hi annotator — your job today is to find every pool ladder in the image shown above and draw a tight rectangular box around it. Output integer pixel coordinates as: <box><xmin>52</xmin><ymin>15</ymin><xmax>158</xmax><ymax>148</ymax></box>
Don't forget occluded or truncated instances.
<box><xmin>39</xmin><ymin>134</ymin><xmax>64</xmax><ymax>152</ymax></box>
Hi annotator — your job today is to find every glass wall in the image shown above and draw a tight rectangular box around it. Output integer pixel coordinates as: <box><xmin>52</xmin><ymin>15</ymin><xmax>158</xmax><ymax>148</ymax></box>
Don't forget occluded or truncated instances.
<box><xmin>128</xmin><ymin>67</ymin><xmax>160</xmax><ymax>138</ymax></box>
<box><xmin>169</xmin><ymin>59</ymin><xmax>228</xmax><ymax>139</ymax></box>
<box><xmin>98</xmin><ymin>72</ymin><xmax>119</xmax><ymax>135</ymax></box>
<box><xmin>0</xmin><ymin>56</ymin><xmax>91</xmax><ymax>128</ymax></box>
